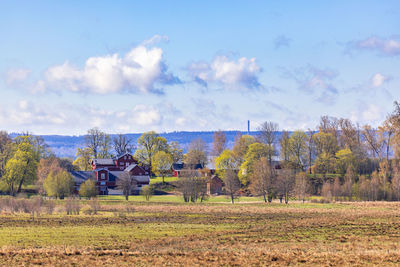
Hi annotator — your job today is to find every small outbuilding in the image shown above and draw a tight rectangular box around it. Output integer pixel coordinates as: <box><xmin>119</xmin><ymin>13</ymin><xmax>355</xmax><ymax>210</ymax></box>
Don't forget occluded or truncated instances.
<box><xmin>207</xmin><ymin>175</ymin><xmax>223</xmax><ymax>195</ymax></box>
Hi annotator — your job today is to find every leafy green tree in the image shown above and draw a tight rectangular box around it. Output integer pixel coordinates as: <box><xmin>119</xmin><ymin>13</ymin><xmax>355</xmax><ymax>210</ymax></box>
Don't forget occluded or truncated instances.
<box><xmin>3</xmin><ymin>141</ymin><xmax>38</xmax><ymax>195</ymax></box>
<box><xmin>335</xmin><ymin>148</ymin><xmax>356</xmax><ymax>175</ymax></box>
<box><xmin>238</xmin><ymin>143</ymin><xmax>270</xmax><ymax>185</ymax></box>
<box><xmin>313</xmin><ymin>132</ymin><xmax>338</xmax><ymax>156</ymax></box>
<box><xmin>73</xmin><ymin>148</ymin><xmax>92</xmax><ymax>171</ymax></box>
<box><xmin>79</xmin><ymin>179</ymin><xmax>97</xmax><ymax>198</ymax></box>
<box><xmin>314</xmin><ymin>152</ymin><xmax>336</xmax><ymax>174</ymax></box>
<box><xmin>43</xmin><ymin>170</ymin><xmax>74</xmax><ymax>199</ymax></box>
<box><xmin>0</xmin><ymin>131</ymin><xmax>13</xmax><ymax>179</ymax></box>
<box><xmin>215</xmin><ymin>149</ymin><xmax>237</xmax><ymax>178</ymax></box>
<box><xmin>134</xmin><ymin>131</ymin><xmax>168</xmax><ymax>173</ymax></box>
<box><xmin>168</xmin><ymin>141</ymin><xmax>183</xmax><ymax>163</ymax></box>
<box><xmin>152</xmin><ymin>151</ymin><xmax>173</xmax><ymax>184</ymax></box>
<box><xmin>232</xmin><ymin>133</ymin><xmax>256</xmax><ymax>165</ymax></box>
<box><xmin>288</xmin><ymin>130</ymin><xmax>308</xmax><ymax>171</ymax></box>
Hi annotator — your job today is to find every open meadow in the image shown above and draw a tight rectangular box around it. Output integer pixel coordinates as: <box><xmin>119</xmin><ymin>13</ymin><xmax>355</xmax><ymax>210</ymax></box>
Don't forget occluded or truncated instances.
<box><xmin>1</xmin><ymin>198</ymin><xmax>400</xmax><ymax>266</ymax></box>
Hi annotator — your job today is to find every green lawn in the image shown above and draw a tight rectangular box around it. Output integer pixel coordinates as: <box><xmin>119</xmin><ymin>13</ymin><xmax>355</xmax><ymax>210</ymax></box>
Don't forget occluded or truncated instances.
<box><xmin>149</xmin><ymin>176</ymin><xmax>179</xmax><ymax>184</ymax></box>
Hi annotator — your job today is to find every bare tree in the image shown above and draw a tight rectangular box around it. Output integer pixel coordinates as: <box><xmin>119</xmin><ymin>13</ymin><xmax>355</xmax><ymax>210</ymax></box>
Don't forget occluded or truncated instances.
<box><xmin>117</xmin><ymin>172</ymin><xmax>137</xmax><ymax>201</ymax></box>
<box><xmin>113</xmin><ymin>134</ymin><xmax>134</xmax><ymax>156</ymax></box>
<box><xmin>258</xmin><ymin>121</ymin><xmax>278</xmax><ymax>168</ymax></box>
<box><xmin>249</xmin><ymin>157</ymin><xmax>273</xmax><ymax>203</ymax></box>
<box><xmin>177</xmin><ymin>170</ymin><xmax>207</xmax><ymax>203</ymax></box>
<box><xmin>276</xmin><ymin>169</ymin><xmax>295</xmax><ymax>204</ymax></box>
<box><xmin>184</xmin><ymin>138</ymin><xmax>208</xmax><ymax>167</ymax></box>
<box><xmin>212</xmin><ymin>130</ymin><xmax>226</xmax><ymax>157</ymax></box>
<box><xmin>392</xmin><ymin>165</ymin><xmax>400</xmax><ymax>201</ymax></box>
<box><xmin>306</xmin><ymin>129</ymin><xmax>316</xmax><ymax>174</ymax></box>
<box><xmin>362</xmin><ymin>125</ymin><xmax>383</xmax><ymax>158</ymax></box>
<box><xmin>85</xmin><ymin>128</ymin><xmax>111</xmax><ymax>158</ymax></box>
<box><xmin>294</xmin><ymin>172</ymin><xmax>309</xmax><ymax>203</ymax></box>
<box><xmin>224</xmin><ymin>169</ymin><xmax>240</xmax><ymax>204</ymax></box>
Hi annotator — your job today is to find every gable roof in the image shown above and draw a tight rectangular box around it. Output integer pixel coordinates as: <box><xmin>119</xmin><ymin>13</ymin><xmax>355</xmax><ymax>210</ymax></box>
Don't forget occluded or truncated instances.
<box><xmin>91</xmin><ymin>158</ymin><xmax>115</xmax><ymax>165</ymax></box>
<box><xmin>124</xmin><ymin>163</ymin><xmax>139</xmax><ymax>173</ymax></box>
<box><xmin>70</xmin><ymin>171</ymin><xmax>94</xmax><ymax>183</ymax></box>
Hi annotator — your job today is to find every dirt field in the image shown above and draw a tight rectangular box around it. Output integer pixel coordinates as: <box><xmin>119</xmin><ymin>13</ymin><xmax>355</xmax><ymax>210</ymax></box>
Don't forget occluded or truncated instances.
<box><xmin>1</xmin><ymin>201</ymin><xmax>400</xmax><ymax>266</ymax></box>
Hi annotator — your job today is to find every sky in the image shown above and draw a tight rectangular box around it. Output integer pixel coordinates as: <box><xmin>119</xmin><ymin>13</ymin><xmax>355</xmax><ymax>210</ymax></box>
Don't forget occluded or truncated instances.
<box><xmin>0</xmin><ymin>0</ymin><xmax>399</xmax><ymax>135</ymax></box>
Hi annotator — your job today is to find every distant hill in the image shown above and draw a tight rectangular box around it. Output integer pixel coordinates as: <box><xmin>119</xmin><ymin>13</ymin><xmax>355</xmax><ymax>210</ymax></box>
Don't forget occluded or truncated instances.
<box><xmin>12</xmin><ymin>131</ymin><xmax>276</xmax><ymax>158</ymax></box>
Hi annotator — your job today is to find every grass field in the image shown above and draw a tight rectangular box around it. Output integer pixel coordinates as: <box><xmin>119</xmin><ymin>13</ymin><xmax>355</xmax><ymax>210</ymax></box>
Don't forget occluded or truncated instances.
<box><xmin>1</xmin><ymin>200</ymin><xmax>400</xmax><ymax>266</ymax></box>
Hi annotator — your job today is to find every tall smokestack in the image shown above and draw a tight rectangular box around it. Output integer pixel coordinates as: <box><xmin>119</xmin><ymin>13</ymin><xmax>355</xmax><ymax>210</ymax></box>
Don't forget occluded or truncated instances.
<box><xmin>248</xmin><ymin>120</ymin><xmax>250</xmax><ymax>134</ymax></box>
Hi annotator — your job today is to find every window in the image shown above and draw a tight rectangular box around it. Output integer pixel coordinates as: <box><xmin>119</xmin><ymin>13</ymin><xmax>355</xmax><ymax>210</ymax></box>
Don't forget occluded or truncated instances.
<box><xmin>101</xmin><ymin>173</ymin><xmax>105</xmax><ymax>180</ymax></box>
<box><xmin>124</xmin><ymin>156</ymin><xmax>126</xmax><ymax>160</ymax></box>
<box><xmin>126</xmin><ymin>162</ymin><xmax>129</xmax><ymax>167</ymax></box>
<box><xmin>120</xmin><ymin>162</ymin><xmax>124</xmax><ymax>165</ymax></box>
<box><xmin>100</xmin><ymin>181</ymin><xmax>106</xmax><ymax>185</ymax></box>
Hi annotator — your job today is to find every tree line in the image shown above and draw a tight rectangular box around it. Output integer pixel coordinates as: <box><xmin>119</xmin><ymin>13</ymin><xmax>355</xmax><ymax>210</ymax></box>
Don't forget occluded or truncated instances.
<box><xmin>2</xmin><ymin>101</ymin><xmax>400</xmax><ymax>203</ymax></box>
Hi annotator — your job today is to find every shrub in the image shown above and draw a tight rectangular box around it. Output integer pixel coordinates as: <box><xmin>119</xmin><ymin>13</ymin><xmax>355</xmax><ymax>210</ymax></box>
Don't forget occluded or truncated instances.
<box><xmin>88</xmin><ymin>198</ymin><xmax>100</xmax><ymax>215</ymax></box>
<box><xmin>45</xmin><ymin>199</ymin><xmax>56</xmax><ymax>215</ymax></box>
<box><xmin>79</xmin><ymin>179</ymin><xmax>97</xmax><ymax>199</ymax></box>
<box><xmin>65</xmin><ymin>198</ymin><xmax>81</xmax><ymax>215</ymax></box>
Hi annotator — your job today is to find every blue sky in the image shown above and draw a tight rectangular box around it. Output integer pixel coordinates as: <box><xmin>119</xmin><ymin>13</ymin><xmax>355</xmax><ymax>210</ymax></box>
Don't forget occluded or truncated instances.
<box><xmin>0</xmin><ymin>1</ymin><xmax>399</xmax><ymax>135</ymax></box>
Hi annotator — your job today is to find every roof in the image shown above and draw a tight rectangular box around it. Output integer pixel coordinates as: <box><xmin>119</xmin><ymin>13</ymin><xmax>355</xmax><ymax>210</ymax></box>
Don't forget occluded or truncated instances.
<box><xmin>109</xmin><ymin>171</ymin><xmax>150</xmax><ymax>183</ymax></box>
<box><xmin>124</xmin><ymin>163</ymin><xmax>138</xmax><ymax>172</ymax></box>
<box><xmin>70</xmin><ymin>171</ymin><xmax>94</xmax><ymax>183</ymax></box>
<box><xmin>209</xmin><ymin>174</ymin><xmax>223</xmax><ymax>183</ymax></box>
<box><xmin>172</xmin><ymin>163</ymin><xmax>203</xmax><ymax>170</ymax></box>
<box><xmin>114</xmin><ymin>153</ymin><xmax>133</xmax><ymax>160</ymax></box>
<box><xmin>172</xmin><ymin>163</ymin><xmax>184</xmax><ymax>171</ymax></box>
<box><xmin>91</xmin><ymin>158</ymin><xmax>114</xmax><ymax>165</ymax></box>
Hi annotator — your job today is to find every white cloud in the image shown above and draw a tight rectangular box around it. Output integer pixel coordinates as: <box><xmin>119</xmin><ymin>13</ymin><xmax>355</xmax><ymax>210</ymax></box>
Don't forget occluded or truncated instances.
<box><xmin>351</xmin><ymin>36</ymin><xmax>400</xmax><ymax>56</ymax></box>
<box><xmin>141</xmin><ymin>34</ymin><xmax>169</xmax><ymax>46</ymax></box>
<box><xmin>5</xmin><ymin>68</ymin><xmax>31</xmax><ymax>85</ymax></box>
<box><xmin>350</xmin><ymin>103</ymin><xmax>384</xmax><ymax>126</ymax></box>
<box><xmin>37</xmin><ymin>35</ymin><xmax>179</xmax><ymax>94</ymax></box>
<box><xmin>128</xmin><ymin>105</ymin><xmax>161</xmax><ymax>126</ymax></box>
<box><xmin>188</xmin><ymin>55</ymin><xmax>263</xmax><ymax>90</ymax></box>
<box><xmin>371</xmin><ymin>73</ymin><xmax>390</xmax><ymax>87</ymax></box>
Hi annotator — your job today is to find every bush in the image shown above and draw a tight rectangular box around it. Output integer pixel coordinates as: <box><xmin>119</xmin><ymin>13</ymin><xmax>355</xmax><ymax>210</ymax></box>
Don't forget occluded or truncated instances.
<box><xmin>141</xmin><ymin>186</ymin><xmax>154</xmax><ymax>201</ymax></box>
<box><xmin>79</xmin><ymin>179</ymin><xmax>97</xmax><ymax>199</ymax></box>
<box><xmin>45</xmin><ymin>200</ymin><xmax>56</xmax><ymax>215</ymax></box>
<box><xmin>88</xmin><ymin>198</ymin><xmax>100</xmax><ymax>215</ymax></box>
<box><xmin>65</xmin><ymin>198</ymin><xmax>81</xmax><ymax>215</ymax></box>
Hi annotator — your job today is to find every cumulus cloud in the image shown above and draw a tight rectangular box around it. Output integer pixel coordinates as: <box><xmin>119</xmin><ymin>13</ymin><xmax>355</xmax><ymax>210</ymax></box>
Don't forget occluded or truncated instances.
<box><xmin>4</xmin><ymin>68</ymin><xmax>31</xmax><ymax>85</ymax></box>
<box><xmin>35</xmin><ymin>35</ymin><xmax>180</xmax><ymax>94</ymax></box>
<box><xmin>349</xmin><ymin>36</ymin><xmax>400</xmax><ymax>56</ymax></box>
<box><xmin>371</xmin><ymin>73</ymin><xmax>391</xmax><ymax>88</ymax></box>
<box><xmin>188</xmin><ymin>55</ymin><xmax>263</xmax><ymax>90</ymax></box>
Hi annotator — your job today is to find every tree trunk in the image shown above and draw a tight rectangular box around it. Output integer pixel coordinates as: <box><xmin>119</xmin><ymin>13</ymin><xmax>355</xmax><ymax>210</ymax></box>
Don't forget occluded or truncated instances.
<box><xmin>162</xmin><ymin>175</ymin><xmax>165</xmax><ymax>185</ymax></box>
<box><xmin>263</xmin><ymin>193</ymin><xmax>267</xmax><ymax>203</ymax></box>
<box><xmin>125</xmin><ymin>194</ymin><xmax>129</xmax><ymax>201</ymax></box>
<box><xmin>231</xmin><ymin>193</ymin><xmax>234</xmax><ymax>204</ymax></box>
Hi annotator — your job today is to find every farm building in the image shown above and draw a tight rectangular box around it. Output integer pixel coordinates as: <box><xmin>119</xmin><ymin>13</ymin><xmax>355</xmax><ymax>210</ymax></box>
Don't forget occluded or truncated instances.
<box><xmin>207</xmin><ymin>175</ymin><xmax>223</xmax><ymax>195</ymax></box>
<box><xmin>70</xmin><ymin>153</ymin><xmax>150</xmax><ymax>195</ymax></box>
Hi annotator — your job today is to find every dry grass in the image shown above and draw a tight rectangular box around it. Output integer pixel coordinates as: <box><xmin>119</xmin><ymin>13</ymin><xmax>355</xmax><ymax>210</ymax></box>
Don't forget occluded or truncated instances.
<box><xmin>1</xmin><ymin>201</ymin><xmax>400</xmax><ymax>266</ymax></box>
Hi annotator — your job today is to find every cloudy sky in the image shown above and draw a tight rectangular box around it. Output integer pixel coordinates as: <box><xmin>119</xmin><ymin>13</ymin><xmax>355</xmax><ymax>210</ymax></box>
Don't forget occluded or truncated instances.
<box><xmin>0</xmin><ymin>1</ymin><xmax>399</xmax><ymax>135</ymax></box>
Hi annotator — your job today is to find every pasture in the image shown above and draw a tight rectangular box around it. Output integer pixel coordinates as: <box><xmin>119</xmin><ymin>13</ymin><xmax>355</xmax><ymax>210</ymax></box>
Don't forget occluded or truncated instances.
<box><xmin>1</xmin><ymin>199</ymin><xmax>400</xmax><ymax>266</ymax></box>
